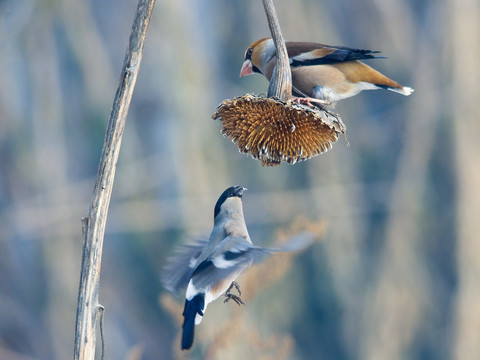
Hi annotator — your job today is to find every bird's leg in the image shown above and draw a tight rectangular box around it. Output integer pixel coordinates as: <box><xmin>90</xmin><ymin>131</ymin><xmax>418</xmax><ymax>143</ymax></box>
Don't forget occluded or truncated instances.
<box><xmin>292</xmin><ymin>97</ymin><xmax>332</xmax><ymax>108</ymax></box>
<box><xmin>224</xmin><ymin>293</ymin><xmax>245</xmax><ymax>306</ymax></box>
<box><xmin>223</xmin><ymin>281</ymin><xmax>245</xmax><ymax>306</ymax></box>
<box><xmin>227</xmin><ymin>281</ymin><xmax>241</xmax><ymax>296</ymax></box>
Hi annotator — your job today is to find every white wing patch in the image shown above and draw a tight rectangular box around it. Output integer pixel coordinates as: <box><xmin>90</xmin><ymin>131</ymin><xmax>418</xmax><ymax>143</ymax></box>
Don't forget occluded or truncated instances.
<box><xmin>290</xmin><ymin>51</ymin><xmax>320</xmax><ymax>64</ymax></box>
<box><xmin>212</xmin><ymin>254</ymin><xmax>240</xmax><ymax>269</ymax></box>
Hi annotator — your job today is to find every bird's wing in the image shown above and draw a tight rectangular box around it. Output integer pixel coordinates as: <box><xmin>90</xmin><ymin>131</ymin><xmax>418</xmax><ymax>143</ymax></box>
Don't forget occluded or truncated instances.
<box><xmin>287</xmin><ymin>42</ymin><xmax>384</xmax><ymax>67</ymax></box>
<box><xmin>161</xmin><ymin>238</ymin><xmax>209</xmax><ymax>295</ymax></box>
<box><xmin>190</xmin><ymin>231</ymin><xmax>317</xmax><ymax>291</ymax></box>
<box><xmin>266</xmin><ymin>230</ymin><xmax>317</xmax><ymax>253</ymax></box>
<box><xmin>189</xmin><ymin>236</ymin><xmax>269</xmax><ymax>291</ymax></box>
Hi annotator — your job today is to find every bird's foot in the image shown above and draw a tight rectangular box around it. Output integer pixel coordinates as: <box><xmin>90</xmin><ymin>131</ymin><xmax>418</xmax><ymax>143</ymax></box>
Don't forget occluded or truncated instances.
<box><xmin>226</xmin><ymin>281</ymin><xmax>242</xmax><ymax>296</ymax></box>
<box><xmin>223</xmin><ymin>293</ymin><xmax>245</xmax><ymax>306</ymax></box>
<box><xmin>223</xmin><ymin>282</ymin><xmax>245</xmax><ymax>306</ymax></box>
<box><xmin>292</xmin><ymin>97</ymin><xmax>331</xmax><ymax>108</ymax></box>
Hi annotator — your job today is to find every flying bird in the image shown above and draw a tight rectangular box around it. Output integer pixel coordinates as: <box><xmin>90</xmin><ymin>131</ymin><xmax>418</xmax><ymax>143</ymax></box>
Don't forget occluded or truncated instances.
<box><xmin>240</xmin><ymin>38</ymin><xmax>414</xmax><ymax>107</ymax></box>
<box><xmin>162</xmin><ymin>186</ymin><xmax>314</xmax><ymax>350</ymax></box>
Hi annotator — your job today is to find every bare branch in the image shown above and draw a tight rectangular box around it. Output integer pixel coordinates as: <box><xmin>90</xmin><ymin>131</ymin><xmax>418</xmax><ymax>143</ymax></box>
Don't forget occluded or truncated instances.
<box><xmin>73</xmin><ymin>1</ymin><xmax>156</xmax><ymax>359</ymax></box>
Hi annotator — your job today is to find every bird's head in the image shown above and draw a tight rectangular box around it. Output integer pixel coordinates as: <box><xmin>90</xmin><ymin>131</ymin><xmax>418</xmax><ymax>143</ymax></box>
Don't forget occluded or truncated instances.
<box><xmin>239</xmin><ymin>38</ymin><xmax>275</xmax><ymax>77</ymax></box>
<box><xmin>214</xmin><ymin>186</ymin><xmax>247</xmax><ymax>220</ymax></box>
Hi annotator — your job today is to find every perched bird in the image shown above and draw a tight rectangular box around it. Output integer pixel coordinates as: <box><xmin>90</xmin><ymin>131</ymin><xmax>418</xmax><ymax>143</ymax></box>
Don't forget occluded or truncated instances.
<box><xmin>162</xmin><ymin>186</ymin><xmax>314</xmax><ymax>350</ymax></box>
<box><xmin>240</xmin><ymin>38</ymin><xmax>414</xmax><ymax>107</ymax></box>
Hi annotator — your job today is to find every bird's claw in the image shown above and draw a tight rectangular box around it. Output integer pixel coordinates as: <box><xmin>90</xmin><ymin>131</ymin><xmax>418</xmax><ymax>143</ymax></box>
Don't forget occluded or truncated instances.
<box><xmin>223</xmin><ymin>281</ymin><xmax>245</xmax><ymax>306</ymax></box>
<box><xmin>227</xmin><ymin>281</ymin><xmax>242</xmax><ymax>296</ymax></box>
<box><xmin>224</xmin><ymin>293</ymin><xmax>245</xmax><ymax>306</ymax></box>
<box><xmin>292</xmin><ymin>97</ymin><xmax>331</xmax><ymax>108</ymax></box>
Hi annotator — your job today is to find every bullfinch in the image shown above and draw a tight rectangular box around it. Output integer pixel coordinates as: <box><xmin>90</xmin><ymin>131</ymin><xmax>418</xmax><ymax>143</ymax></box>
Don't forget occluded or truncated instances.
<box><xmin>162</xmin><ymin>185</ymin><xmax>314</xmax><ymax>350</ymax></box>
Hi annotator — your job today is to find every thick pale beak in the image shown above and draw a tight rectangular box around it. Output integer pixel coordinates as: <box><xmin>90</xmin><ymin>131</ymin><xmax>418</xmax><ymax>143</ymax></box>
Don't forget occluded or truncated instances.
<box><xmin>239</xmin><ymin>60</ymin><xmax>254</xmax><ymax>77</ymax></box>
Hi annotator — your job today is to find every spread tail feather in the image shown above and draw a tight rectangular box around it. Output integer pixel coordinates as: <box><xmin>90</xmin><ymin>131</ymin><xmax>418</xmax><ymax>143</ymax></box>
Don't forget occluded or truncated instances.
<box><xmin>181</xmin><ymin>294</ymin><xmax>205</xmax><ymax>350</ymax></box>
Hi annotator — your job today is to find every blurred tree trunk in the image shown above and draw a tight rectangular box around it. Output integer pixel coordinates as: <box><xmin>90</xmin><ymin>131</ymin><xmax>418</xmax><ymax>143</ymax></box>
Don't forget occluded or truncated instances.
<box><xmin>451</xmin><ymin>0</ymin><xmax>480</xmax><ymax>358</ymax></box>
<box><xmin>358</xmin><ymin>5</ymin><xmax>444</xmax><ymax>358</ymax></box>
<box><xmin>360</xmin><ymin>54</ymin><xmax>438</xmax><ymax>360</ymax></box>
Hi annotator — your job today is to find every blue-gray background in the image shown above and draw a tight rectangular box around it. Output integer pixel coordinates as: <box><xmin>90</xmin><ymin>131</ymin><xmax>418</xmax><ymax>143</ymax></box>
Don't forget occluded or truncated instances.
<box><xmin>1</xmin><ymin>0</ymin><xmax>479</xmax><ymax>359</ymax></box>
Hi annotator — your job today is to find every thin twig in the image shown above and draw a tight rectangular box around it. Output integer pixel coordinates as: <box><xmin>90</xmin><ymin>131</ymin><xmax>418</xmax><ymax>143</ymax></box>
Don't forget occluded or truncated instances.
<box><xmin>98</xmin><ymin>305</ymin><xmax>105</xmax><ymax>360</ymax></box>
<box><xmin>73</xmin><ymin>1</ymin><xmax>156</xmax><ymax>359</ymax></box>
<box><xmin>262</xmin><ymin>0</ymin><xmax>292</xmax><ymax>100</ymax></box>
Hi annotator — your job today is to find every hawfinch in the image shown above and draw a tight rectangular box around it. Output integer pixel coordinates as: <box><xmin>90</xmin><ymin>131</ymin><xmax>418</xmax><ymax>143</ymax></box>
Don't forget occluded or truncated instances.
<box><xmin>162</xmin><ymin>185</ymin><xmax>314</xmax><ymax>350</ymax></box>
<box><xmin>240</xmin><ymin>38</ymin><xmax>414</xmax><ymax>106</ymax></box>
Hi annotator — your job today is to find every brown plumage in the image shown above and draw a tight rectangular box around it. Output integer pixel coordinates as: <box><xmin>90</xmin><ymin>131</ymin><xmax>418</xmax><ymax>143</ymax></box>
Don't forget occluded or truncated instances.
<box><xmin>212</xmin><ymin>94</ymin><xmax>345</xmax><ymax>166</ymax></box>
<box><xmin>240</xmin><ymin>38</ymin><xmax>414</xmax><ymax>107</ymax></box>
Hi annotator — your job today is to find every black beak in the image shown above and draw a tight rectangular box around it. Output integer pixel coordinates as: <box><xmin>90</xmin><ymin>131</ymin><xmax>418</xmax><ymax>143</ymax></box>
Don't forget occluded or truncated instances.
<box><xmin>233</xmin><ymin>186</ymin><xmax>247</xmax><ymax>197</ymax></box>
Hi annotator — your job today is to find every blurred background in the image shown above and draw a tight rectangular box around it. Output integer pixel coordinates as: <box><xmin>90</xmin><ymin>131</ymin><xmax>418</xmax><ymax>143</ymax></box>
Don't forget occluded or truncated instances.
<box><xmin>1</xmin><ymin>0</ymin><xmax>479</xmax><ymax>359</ymax></box>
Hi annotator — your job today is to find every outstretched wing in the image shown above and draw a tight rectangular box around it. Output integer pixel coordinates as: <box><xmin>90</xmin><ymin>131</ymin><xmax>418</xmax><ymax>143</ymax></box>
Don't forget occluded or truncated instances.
<box><xmin>188</xmin><ymin>236</ymin><xmax>268</xmax><ymax>291</ymax></box>
<box><xmin>190</xmin><ymin>231</ymin><xmax>316</xmax><ymax>291</ymax></box>
<box><xmin>163</xmin><ymin>231</ymin><xmax>317</xmax><ymax>295</ymax></box>
<box><xmin>287</xmin><ymin>42</ymin><xmax>384</xmax><ymax>67</ymax></box>
<box><xmin>161</xmin><ymin>238</ymin><xmax>208</xmax><ymax>295</ymax></box>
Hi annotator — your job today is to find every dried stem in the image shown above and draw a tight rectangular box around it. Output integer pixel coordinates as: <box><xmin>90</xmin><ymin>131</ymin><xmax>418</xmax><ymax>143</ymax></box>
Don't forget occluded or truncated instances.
<box><xmin>73</xmin><ymin>1</ymin><xmax>156</xmax><ymax>359</ymax></box>
<box><xmin>262</xmin><ymin>0</ymin><xmax>292</xmax><ymax>100</ymax></box>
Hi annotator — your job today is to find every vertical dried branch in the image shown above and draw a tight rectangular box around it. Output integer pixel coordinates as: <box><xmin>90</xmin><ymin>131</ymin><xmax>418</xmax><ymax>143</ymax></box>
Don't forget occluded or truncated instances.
<box><xmin>73</xmin><ymin>1</ymin><xmax>156</xmax><ymax>359</ymax></box>
<box><xmin>262</xmin><ymin>0</ymin><xmax>292</xmax><ymax>100</ymax></box>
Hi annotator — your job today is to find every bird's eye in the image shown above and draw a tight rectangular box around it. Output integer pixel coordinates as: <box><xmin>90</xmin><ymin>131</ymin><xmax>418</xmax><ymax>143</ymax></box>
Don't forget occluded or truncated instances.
<box><xmin>246</xmin><ymin>48</ymin><xmax>253</xmax><ymax>58</ymax></box>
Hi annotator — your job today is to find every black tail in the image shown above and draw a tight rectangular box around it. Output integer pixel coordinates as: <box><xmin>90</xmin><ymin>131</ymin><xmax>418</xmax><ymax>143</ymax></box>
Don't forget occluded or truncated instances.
<box><xmin>181</xmin><ymin>294</ymin><xmax>205</xmax><ymax>350</ymax></box>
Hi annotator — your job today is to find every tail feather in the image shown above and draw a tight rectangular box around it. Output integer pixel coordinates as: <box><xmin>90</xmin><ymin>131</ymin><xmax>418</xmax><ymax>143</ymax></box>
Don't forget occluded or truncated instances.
<box><xmin>181</xmin><ymin>294</ymin><xmax>205</xmax><ymax>350</ymax></box>
<box><xmin>389</xmin><ymin>86</ymin><xmax>414</xmax><ymax>96</ymax></box>
<box><xmin>376</xmin><ymin>84</ymin><xmax>414</xmax><ymax>96</ymax></box>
